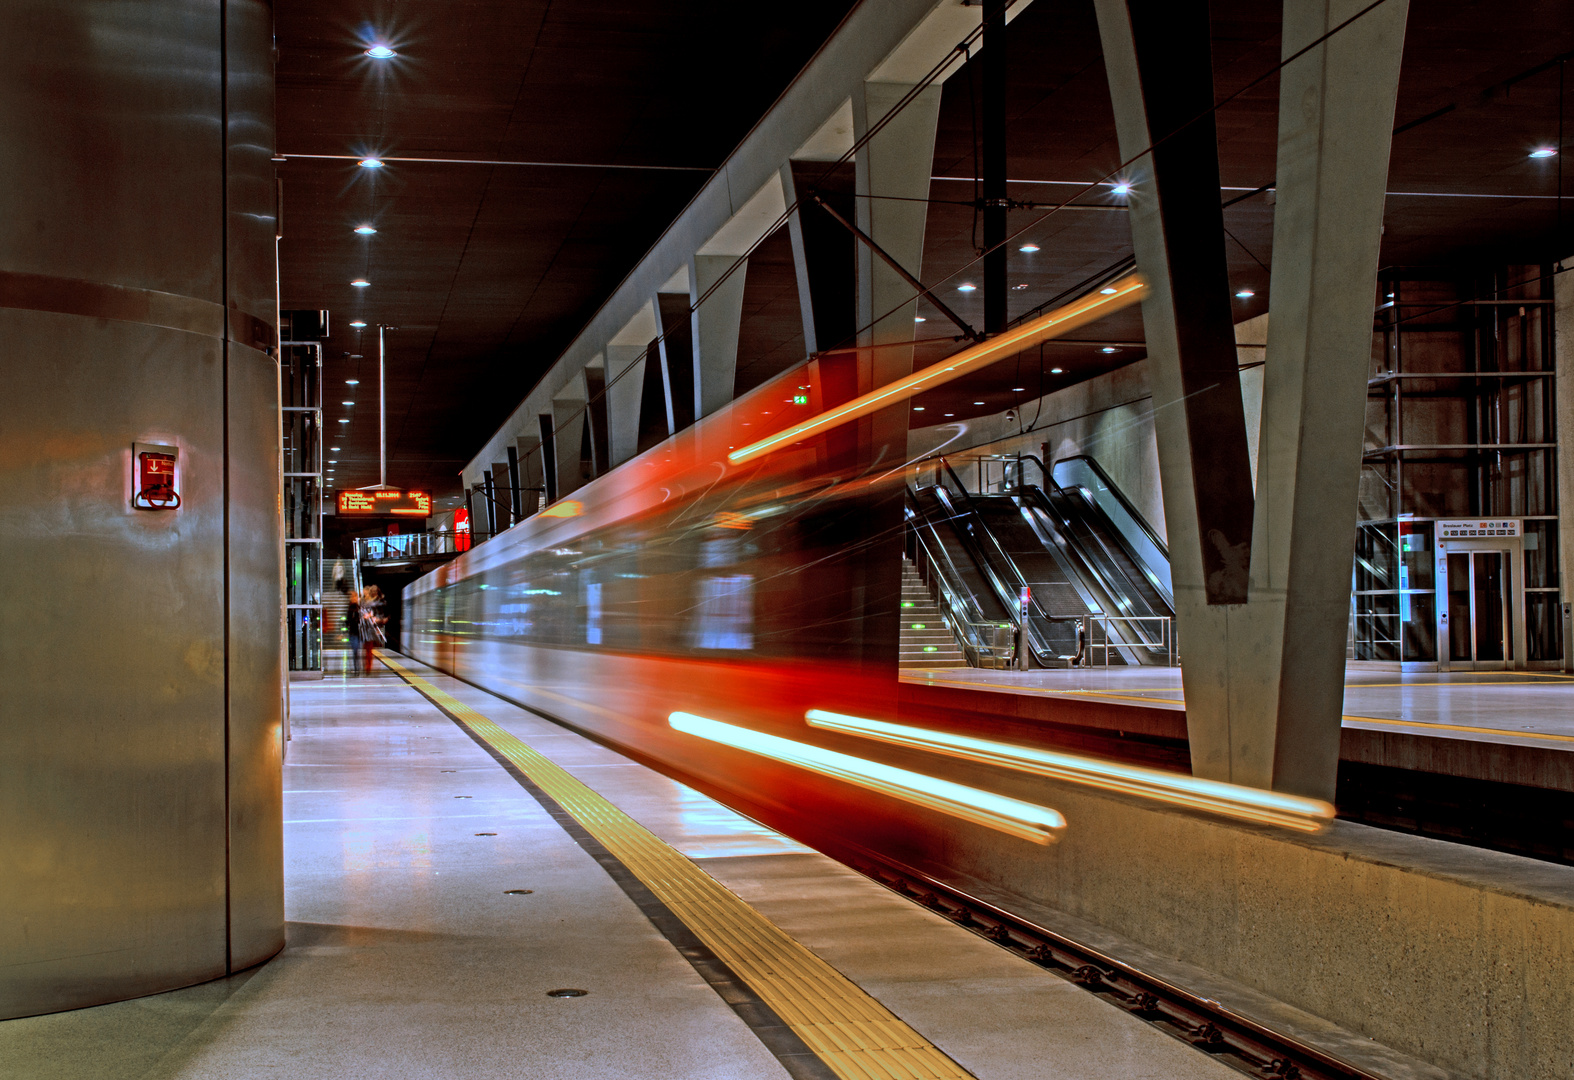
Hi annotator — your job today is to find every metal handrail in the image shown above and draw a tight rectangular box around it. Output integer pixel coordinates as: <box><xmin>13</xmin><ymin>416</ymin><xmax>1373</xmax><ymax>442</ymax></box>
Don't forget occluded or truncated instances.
<box><xmin>907</xmin><ymin>506</ymin><xmax>1011</xmax><ymax>665</ymax></box>
<box><xmin>355</xmin><ymin>532</ymin><xmax>462</xmax><ymax>564</ymax></box>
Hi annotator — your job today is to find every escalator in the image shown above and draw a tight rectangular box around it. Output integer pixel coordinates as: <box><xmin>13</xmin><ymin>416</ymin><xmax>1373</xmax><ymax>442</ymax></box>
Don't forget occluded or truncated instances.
<box><xmin>905</xmin><ymin>454</ymin><xmax>1174</xmax><ymax>667</ymax></box>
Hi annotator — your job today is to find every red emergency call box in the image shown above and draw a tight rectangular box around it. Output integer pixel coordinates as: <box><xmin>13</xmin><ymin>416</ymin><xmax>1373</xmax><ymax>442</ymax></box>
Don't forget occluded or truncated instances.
<box><xmin>132</xmin><ymin>442</ymin><xmax>180</xmax><ymax>510</ymax></box>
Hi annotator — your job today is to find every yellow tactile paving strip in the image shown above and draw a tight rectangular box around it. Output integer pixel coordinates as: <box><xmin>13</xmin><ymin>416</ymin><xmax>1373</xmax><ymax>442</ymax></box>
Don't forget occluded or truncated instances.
<box><xmin>378</xmin><ymin>652</ymin><xmax>975</xmax><ymax>1080</ymax></box>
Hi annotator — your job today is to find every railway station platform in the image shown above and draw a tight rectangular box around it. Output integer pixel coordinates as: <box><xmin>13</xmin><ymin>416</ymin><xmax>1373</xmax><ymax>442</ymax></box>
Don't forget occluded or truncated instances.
<box><xmin>2</xmin><ymin>654</ymin><xmax>1251</xmax><ymax>1080</ymax></box>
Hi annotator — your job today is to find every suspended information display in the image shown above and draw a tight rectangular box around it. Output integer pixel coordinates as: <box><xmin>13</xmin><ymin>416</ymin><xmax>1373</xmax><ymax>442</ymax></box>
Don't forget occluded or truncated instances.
<box><xmin>338</xmin><ymin>489</ymin><xmax>432</xmax><ymax>516</ymax></box>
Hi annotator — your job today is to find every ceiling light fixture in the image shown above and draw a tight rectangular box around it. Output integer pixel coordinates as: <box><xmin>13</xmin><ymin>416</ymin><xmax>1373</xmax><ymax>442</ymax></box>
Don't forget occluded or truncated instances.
<box><xmin>355</xmin><ymin>225</ymin><xmax>377</xmax><ymax>235</ymax></box>
<box><xmin>1529</xmin><ymin>147</ymin><xmax>1558</xmax><ymax>158</ymax></box>
<box><xmin>365</xmin><ymin>44</ymin><xmax>398</xmax><ymax>59</ymax></box>
<box><xmin>957</xmin><ymin>283</ymin><xmax>977</xmax><ymax>292</ymax></box>
<box><xmin>1111</xmin><ymin>182</ymin><xmax>1132</xmax><ymax>196</ymax></box>
<box><xmin>349</xmin><ymin>320</ymin><xmax>367</xmax><ymax>328</ymax></box>
<box><xmin>1012</xmin><ymin>283</ymin><xmax>1029</xmax><ymax>290</ymax></box>
<box><xmin>346</xmin><ymin>379</ymin><xmax>360</xmax><ymax>385</ymax></box>
<box><xmin>331</xmin><ymin>447</ymin><xmax>341</xmax><ymax>451</ymax></box>
<box><xmin>1018</xmin><ymin>243</ymin><xmax>1040</xmax><ymax>253</ymax></box>
<box><xmin>914</xmin><ymin>316</ymin><xmax>927</xmax><ymax>323</ymax></box>
<box><xmin>342</xmin><ymin>400</ymin><xmax>355</xmax><ymax>406</ymax></box>
<box><xmin>1100</xmin><ymin>287</ymin><xmax>1118</xmax><ymax>295</ymax></box>
<box><xmin>1235</xmin><ymin>288</ymin><xmax>1255</xmax><ymax>298</ymax></box>
<box><xmin>913</xmin><ymin>406</ymin><xmax>925</xmax><ymax>411</ymax></box>
<box><xmin>1051</xmin><ymin>367</ymin><xmax>1064</xmax><ymax>374</ymax></box>
<box><xmin>1102</xmin><ymin>347</ymin><xmax>1118</xmax><ymax>354</ymax></box>
<box><xmin>350</xmin><ymin>279</ymin><xmax>370</xmax><ymax>288</ymax></box>
<box><xmin>973</xmin><ymin>401</ymin><xmax>985</xmax><ymax>405</ymax></box>
<box><xmin>358</xmin><ymin>158</ymin><xmax>385</xmax><ymax>169</ymax></box>
<box><xmin>1012</xmin><ymin>387</ymin><xmax>1026</xmax><ymax>392</ymax></box>
<box><xmin>337</xmin><ymin>418</ymin><xmax>351</xmax><ymax>424</ymax></box>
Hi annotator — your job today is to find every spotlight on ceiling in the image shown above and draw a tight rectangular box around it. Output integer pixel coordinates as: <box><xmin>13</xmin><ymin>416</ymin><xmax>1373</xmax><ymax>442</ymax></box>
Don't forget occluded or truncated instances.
<box><xmin>973</xmin><ymin>401</ymin><xmax>985</xmax><ymax>405</ymax></box>
<box><xmin>337</xmin><ymin>419</ymin><xmax>351</xmax><ymax>424</ymax></box>
<box><xmin>914</xmin><ymin>316</ymin><xmax>927</xmax><ymax>323</ymax></box>
<box><xmin>1099</xmin><ymin>287</ymin><xmax>1118</xmax><ymax>295</ymax></box>
<box><xmin>355</xmin><ymin>225</ymin><xmax>377</xmax><ymax>235</ymax></box>
<box><xmin>1051</xmin><ymin>367</ymin><xmax>1064</xmax><ymax>374</ymax></box>
<box><xmin>357</xmin><ymin>158</ymin><xmax>385</xmax><ymax>169</ymax></box>
<box><xmin>1018</xmin><ymin>243</ymin><xmax>1040</xmax><ymax>253</ymax></box>
<box><xmin>346</xmin><ymin>379</ymin><xmax>360</xmax><ymax>385</ymax></box>
<box><xmin>365</xmin><ymin>44</ymin><xmax>398</xmax><ymax>59</ymax></box>
<box><xmin>1102</xmin><ymin>347</ymin><xmax>1119</xmax><ymax>354</ymax></box>
<box><xmin>1235</xmin><ymin>288</ymin><xmax>1256</xmax><ymax>299</ymax></box>
<box><xmin>350</xmin><ymin>279</ymin><xmax>370</xmax><ymax>288</ymax></box>
<box><xmin>956</xmin><ymin>283</ymin><xmax>977</xmax><ymax>292</ymax></box>
<box><xmin>913</xmin><ymin>406</ymin><xmax>925</xmax><ymax>411</ymax></box>
<box><xmin>341</xmin><ymin>400</ymin><xmax>354</xmax><ymax>406</ymax></box>
<box><xmin>1012</xmin><ymin>387</ymin><xmax>1026</xmax><ymax>392</ymax></box>
<box><xmin>331</xmin><ymin>447</ymin><xmax>341</xmax><ymax>451</ymax></box>
<box><xmin>349</xmin><ymin>320</ymin><xmax>367</xmax><ymax>328</ymax></box>
<box><xmin>1529</xmin><ymin>147</ymin><xmax>1559</xmax><ymax>159</ymax></box>
<box><xmin>1111</xmin><ymin>182</ymin><xmax>1132</xmax><ymax>196</ymax></box>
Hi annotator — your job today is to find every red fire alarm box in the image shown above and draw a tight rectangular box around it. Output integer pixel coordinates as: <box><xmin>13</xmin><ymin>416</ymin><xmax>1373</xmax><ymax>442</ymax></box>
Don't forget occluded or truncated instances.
<box><xmin>132</xmin><ymin>442</ymin><xmax>181</xmax><ymax>510</ymax></box>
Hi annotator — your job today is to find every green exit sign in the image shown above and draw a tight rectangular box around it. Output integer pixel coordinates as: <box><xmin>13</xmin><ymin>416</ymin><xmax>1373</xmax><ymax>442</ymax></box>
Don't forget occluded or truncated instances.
<box><xmin>793</xmin><ymin>394</ymin><xmax>808</xmax><ymax>405</ymax></box>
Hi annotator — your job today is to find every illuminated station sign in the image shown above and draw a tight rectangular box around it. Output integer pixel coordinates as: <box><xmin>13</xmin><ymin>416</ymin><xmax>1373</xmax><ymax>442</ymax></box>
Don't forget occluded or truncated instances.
<box><xmin>337</xmin><ymin>489</ymin><xmax>432</xmax><ymax>516</ymax></box>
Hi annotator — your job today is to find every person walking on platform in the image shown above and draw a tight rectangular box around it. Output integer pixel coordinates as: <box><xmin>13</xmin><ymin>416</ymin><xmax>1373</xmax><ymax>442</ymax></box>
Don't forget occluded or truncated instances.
<box><xmin>358</xmin><ymin>585</ymin><xmax>387</xmax><ymax>673</ymax></box>
<box><xmin>344</xmin><ymin>589</ymin><xmax>362</xmax><ymax>677</ymax></box>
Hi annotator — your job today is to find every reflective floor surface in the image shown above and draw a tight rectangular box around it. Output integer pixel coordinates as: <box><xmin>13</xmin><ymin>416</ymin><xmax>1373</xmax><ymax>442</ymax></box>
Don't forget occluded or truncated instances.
<box><xmin>903</xmin><ymin>665</ymin><xmax>1574</xmax><ymax>747</ymax></box>
<box><xmin>1</xmin><ymin>652</ymin><xmax>1239</xmax><ymax>1080</ymax></box>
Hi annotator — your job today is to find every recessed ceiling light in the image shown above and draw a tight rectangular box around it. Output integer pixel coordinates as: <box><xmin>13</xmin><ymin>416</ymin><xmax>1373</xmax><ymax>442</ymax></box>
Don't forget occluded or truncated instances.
<box><xmin>346</xmin><ymin>379</ymin><xmax>360</xmax><ymax>385</ymax></box>
<box><xmin>342</xmin><ymin>400</ymin><xmax>354</xmax><ymax>405</ymax></box>
<box><xmin>1012</xmin><ymin>283</ymin><xmax>1029</xmax><ymax>290</ymax></box>
<box><xmin>330</xmin><ymin>447</ymin><xmax>341</xmax><ymax>451</ymax></box>
<box><xmin>349</xmin><ymin>320</ymin><xmax>367</xmax><ymax>328</ymax></box>
<box><xmin>1102</xmin><ymin>347</ymin><xmax>1119</xmax><ymax>354</ymax></box>
<box><xmin>1050</xmin><ymin>367</ymin><xmax>1064</xmax><ymax>374</ymax></box>
<box><xmin>1012</xmin><ymin>387</ymin><xmax>1026</xmax><ymax>392</ymax></box>
<box><xmin>1111</xmin><ymin>182</ymin><xmax>1132</xmax><ymax>196</ymax></box>
<box><xmin>1018</xmin><ymin>243</ymin><xmax>1040</xmax><ymax>253</ymax></box>
<box><xmin>365</xmin><ymin>44</ymin><xmax>397</xmax><ymax>59</ymax></box>
<box><xmin>357</xmin><ymin>158</ymin><xmax>384</xmax><ymax>170</ymax></box>
<box><xmin>349</xmin><ymin>354</ymin><xmax>362</xmax><ymax>359</ymax></box>
<box><xmin>1235</xmin><ymin>288</ymin><xmax>1255</xmax><ymax>298</ymax></box>
<box><xmin>337</xmin><ymin>418</ymin><xmax>350</xmax><ymax>423</ymax></box>
<box><xmin>957</xmin><ymin>283</ymin><xmax>977</xmax><ymax>292</ymax></box>
<box><xmin>913</xmin><ymin>406</ymin><xmax>925</xmax><ymax>411</ymax></box>
<box><xmin>973</xmin><ymin>401</ymin><xmax>985</xmax><ymax>405</ymax></box>
<box><xmin>329</xmin><ymin>459</ymin><xmax>338</xmax><ymax>464</ymax></box>
<box><xmin>355</xmin><ymin>225</ymin><xmax>377</xmax><ymax>235</ymax></box>
<box><xmin>945</xmin><ymin>413</ymin><xmax>955</xmax><ymax>417</ymax></box>
<box><xmin>351</xmin><ymin>279</ymin><xmax>370</xmax><ymax>288</ymax></box>
<box><xmin>1100</xmin><ymin>286</ymin><xmax>1118</xmax><ymax>294</ymax></box>
<box><xmin>1529</xmin><ymin>147</ymin><xmax>1558</xmax><ymax>158</ymax></box>
<box><xmin>914</xmin><ymin>316</ymin><xmax>927</xmax><ymax>323</ymax></box>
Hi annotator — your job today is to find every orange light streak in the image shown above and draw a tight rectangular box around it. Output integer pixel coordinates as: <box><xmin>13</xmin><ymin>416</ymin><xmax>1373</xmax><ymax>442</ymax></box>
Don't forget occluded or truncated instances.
<box><xmin>726</xmin><ymin>274</ymin><xmax>1147</xmax><ymax>465</ymax></box>
<box><xmin>668</xmin><ymin>712</ymin><xmax>1065</xmax><ymax>844</ymax></box>
<box><xmin>539</xmin><ymin>499</ymin><xmax>583</xmax><ymax>518</ymax></box>
<box><xmin>804</xmin><ymin>710</ymin><xmax>1335</xmax><ymax>833</ymax></box>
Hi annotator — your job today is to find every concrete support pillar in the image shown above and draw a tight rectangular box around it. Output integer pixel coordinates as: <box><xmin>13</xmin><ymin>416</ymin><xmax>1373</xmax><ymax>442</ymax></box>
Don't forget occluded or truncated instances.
<box><xmin>491</xmin><ymin>461</ymin><xmax>512</xmax><ymax>527</ymax></box>
<box><xmin>1555</xmin><ymin>260</ymin><xmax>1574</xmax><ymax>667</ymax></box>
<box><xmin>690</xmin><ymin>255</ymin><xmax>748</xmax><ymax>420</ymax></box>
<box><xmin>551</xmin><ymin>385</ymin><xmax>588</xmax><ymax>500</ymax></box>
<box><xmin>1098</xmin><ymin>0</ymin><xmax>1409</xmax><ymax>798</ymax></box>
<box><xmin>584</xmin><ymin>357</ymin><xmax>609</xmax><ymax>476</ymax></box>
<box><xmin>537</xmin><ymin>414</ymin><xmax>559</xmax><ymax>505</ymax></box>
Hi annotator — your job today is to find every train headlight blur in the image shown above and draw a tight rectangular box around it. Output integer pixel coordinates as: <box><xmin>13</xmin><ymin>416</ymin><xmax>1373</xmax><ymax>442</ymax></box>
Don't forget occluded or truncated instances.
<box><xmin>804</xmin><ymin>710</ymin><xmax>1335</xmax><ymax>833</ymax></box>
<box><xmin>667</xmin><ymin>712</ymin><xmax>1065</xmax><ymax>844</ymax></box>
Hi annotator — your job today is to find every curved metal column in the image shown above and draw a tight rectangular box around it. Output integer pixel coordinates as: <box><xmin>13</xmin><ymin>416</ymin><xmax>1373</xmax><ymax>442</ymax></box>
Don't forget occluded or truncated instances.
<box><xmin>0</xmin><ymin>0</ymin><xmax>283</xmax><ymax>1019</ymax></box>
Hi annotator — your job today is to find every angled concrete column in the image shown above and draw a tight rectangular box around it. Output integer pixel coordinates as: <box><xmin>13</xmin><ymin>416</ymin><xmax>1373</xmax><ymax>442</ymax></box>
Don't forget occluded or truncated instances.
<box><xmin>854</xmin><ymin>81</ymin><xmax>942</xmax><ymax>399</ymax></box>
<box><xmin>513</xmin><ymin>435</ymin><xmax>543</xmax><ymax>516</ymax></box>
<box><xmin>536</xmin><ymin>414</ymin><xmax>559</xmax><ymax>505</ymax></box>
<box><xmin>550</xmin><ymin>384</ymin><xmax>587</xmax><ymax>500</ymax></box>
<box><xmin>491</xmin><ymin>461</ymin><xmax>513</xmax><ymax>526</ymax></box>
<box><xmin>584</xmin><ymin>356</ymin><xmax>609</xmax><ymax>475</ymax></box>
<box><xmin>1100</xmin><ymin>0</ymin><xmax>1409</xmax><ymax>797</ymax></box>
<box><xmin>606</xmin><ymin>301</ymin><xmax>660</xmax><ymax>467</ymax></box>
<box><xmin>690</xmin><ymin>254</ymin><xmax>748</xmax><ymax>420</ymax></box>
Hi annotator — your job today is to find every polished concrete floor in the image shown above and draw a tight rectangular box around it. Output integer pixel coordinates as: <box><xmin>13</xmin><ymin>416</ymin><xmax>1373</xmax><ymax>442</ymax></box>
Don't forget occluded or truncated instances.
<box><xmin>904</xmin><ymin>665</ymin><xmax>1574</xmax><ymax>747</ymax></box>
<box><xmin>1</xmin><ymin>653</ymin><xmax>1240</xmax><ymax>1080</ymax></box>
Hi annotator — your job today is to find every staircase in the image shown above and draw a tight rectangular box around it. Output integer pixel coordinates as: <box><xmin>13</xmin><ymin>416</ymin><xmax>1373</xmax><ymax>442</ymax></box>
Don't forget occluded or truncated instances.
<box><xmin>322</xmin><ymin>557</ymin><xmax>357</xmax><ymax>649</ymax></box>
<box><xmin>899</xmin><ymin>559</ymin><xmax>968</xmax><ymax>669</ymax></box>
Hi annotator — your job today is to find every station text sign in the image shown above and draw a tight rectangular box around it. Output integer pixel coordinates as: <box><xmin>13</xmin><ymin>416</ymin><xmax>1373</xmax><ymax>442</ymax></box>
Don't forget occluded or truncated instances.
<box><xmin>338</xmin><ymin>489</ymin><xmax>432</xmax><ymax>516</ymax></box>
<box><xmin>1437</xmin><ymin>519</ymin><xmax>1520</xmax><ymax>539</ymax></box>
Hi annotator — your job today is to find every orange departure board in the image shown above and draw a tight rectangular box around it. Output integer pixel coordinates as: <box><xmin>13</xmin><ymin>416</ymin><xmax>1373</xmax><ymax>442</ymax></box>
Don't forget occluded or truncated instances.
<box><xmin>337</xmin><ymin>489</ymin><xmax>432</xmax><ymax>516</ymax></box>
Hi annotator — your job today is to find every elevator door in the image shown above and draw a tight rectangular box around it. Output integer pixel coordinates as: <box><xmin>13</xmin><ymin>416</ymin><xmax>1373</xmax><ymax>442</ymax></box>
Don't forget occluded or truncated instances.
<box><xmin>1446</xmin><ymin>551</ymin><xmax>1509</xmax><ymax>669</ymax></box>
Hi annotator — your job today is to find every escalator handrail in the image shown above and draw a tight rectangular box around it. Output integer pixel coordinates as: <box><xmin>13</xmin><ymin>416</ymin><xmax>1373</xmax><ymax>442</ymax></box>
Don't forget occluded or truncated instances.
<box><xmin>904</xmin><ymin>495</ymin><xmax>1004</xmax><ymax>632</ymax></box>
<box><xmin>1047</xmin><ymin>454</ymin><xmax>1169</xmax><ymax>560</ymax></box>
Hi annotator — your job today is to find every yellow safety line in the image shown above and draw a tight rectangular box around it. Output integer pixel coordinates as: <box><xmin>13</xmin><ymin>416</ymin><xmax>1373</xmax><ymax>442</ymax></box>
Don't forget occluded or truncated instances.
<box><xmin>903</xmin><ymin>675</ymin><xmax>1185</xmax><ymax>706</ymax></box>
<box><xmin>1342</xmin><ymin>714</ymin><xmax>1574</xmax><ymax>744</ymax></box>
<box><xmin>377</xmin><ymin>652</ymin><xmax>976</xmax><ymax>1080</ymax></box>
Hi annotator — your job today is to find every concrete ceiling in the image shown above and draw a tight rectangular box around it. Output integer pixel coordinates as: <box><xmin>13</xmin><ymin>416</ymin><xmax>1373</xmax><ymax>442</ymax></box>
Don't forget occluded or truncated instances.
<box><xmin>277</xmin><ymin>0</ymin><xmax>1573</xmax><ymax>498</ymax></box>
